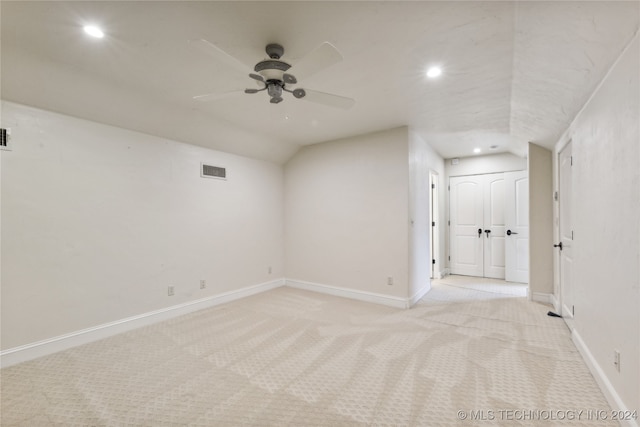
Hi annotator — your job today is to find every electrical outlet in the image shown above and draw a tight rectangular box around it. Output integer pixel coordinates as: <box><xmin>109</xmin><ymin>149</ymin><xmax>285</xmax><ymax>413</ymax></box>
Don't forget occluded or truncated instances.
<box><xmin>200</xmin><ymin>280</ymin><xmax>206</xmax><ymax>289</ymax></box>
<box><xmin>387</xmin><ymin>276</ymin><xmax>393</xmax><ymax>286</ymax></box>
<box><xmin>613</xmin><ymin>350</ymin><xmax>620</xmax><ymax>372</ymax></box>
<box><xmin>168</xmin><ymin>286</ymin><xmax>174</xmax><ymax>296</ymax></box>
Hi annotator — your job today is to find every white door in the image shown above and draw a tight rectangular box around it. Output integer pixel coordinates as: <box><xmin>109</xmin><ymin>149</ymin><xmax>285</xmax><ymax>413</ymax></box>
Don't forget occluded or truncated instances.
<box><xmin>558</xmin><ymin>142</ymin><xmax>574</xmax><ymax>317</ymax></box>
<box><xmin>450</xmin><ymin>175</ymin><xmax>484</xmax><ymax>277</ymax></box>
<box><xmin>483</xmin><ymin>173</ymin><xmax>506</xmax><ymax>279</ymax></box>
<box><xmin>429</xmin><ymin>171</ymin><xmax>439</xmax><ymax>279</ymax></box>
<box><xmin>450</xmin><ymin>173</ymin><xmax>506</xmax><ymax>279</ymax></box>
<box><xmin>505</xmin><ymin>171</ymin><xmax>529</xmax><ymax>283</ymax></box>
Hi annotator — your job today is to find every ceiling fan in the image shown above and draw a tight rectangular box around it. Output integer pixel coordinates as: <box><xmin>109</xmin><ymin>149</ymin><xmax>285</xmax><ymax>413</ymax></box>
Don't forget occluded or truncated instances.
<box><xmin>191</xmin><ymin>40</ymin><xmax>355</xmax><ymax>110</ymax></box>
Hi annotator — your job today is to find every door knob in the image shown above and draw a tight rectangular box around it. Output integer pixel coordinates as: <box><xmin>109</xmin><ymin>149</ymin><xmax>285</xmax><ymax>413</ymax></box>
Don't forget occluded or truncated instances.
<box><xmin>484</xmin><ymin>229</ymin><xmax>491</xmax><ymax>237</ymax></box>
<box><xmin>478</xmin><ymin>228</ymin><xmax>482</xmax><ymax>238</ymax></box>
<box><xmin>554</xmin><ymin>242</ymin><xmax>563</xmax><ymax>251</ymax></box>
<box><xmin>506</xmin><ymin>229</ymin><xmax>519</xmax><ymax>236</ymax></box>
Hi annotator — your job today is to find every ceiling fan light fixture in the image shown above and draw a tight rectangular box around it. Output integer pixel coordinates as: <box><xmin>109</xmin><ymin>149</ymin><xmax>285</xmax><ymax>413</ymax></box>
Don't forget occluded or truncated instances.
<box><xmin>267</xmin><ymin>83</ymin><xmax>283</xmax><ymax>99</ymax></box>
<box><xmin>192</xmin><ymin>41</ymin><xmax>354</xmax><ymax>108</ymax></box>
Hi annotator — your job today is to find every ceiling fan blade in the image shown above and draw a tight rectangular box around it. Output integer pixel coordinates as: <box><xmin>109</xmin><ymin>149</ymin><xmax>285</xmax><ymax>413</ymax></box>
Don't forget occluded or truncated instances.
<box><xmin>287</xmin><ymin>42</ymin><xmax>343</xmax><ymax>80</ymax></box>
<box><xmin>301</xmin><ymin>89</ymin><xmax>355</xmax><ymax>110</ymax></box>
<box><xmin>249</xmin><ymin>73</ymin><xmax>264</xmax><ymax>82</ymax></box>
<box><xmin>245</xmin><ymin>87</ymin><xmax>268</xmax><ymax>94</ymax></box>
<box><xmin>283</xmin><ymin>73</ymin><xmax>297</xmax><ymax>84</ymax></box>
<box><xmin>189</xmin><ymin>39</ymin><xmax>250</xmax><ymax>74</ymax></box>
<box><xmin>192</xmin><ymin>90</ymin><xmax>245</xmax><ymax>102</ymax></box>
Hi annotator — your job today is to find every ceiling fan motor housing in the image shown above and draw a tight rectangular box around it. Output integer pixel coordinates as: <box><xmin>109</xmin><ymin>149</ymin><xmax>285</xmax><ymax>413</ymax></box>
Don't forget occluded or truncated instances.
<box><xmin>254</xmin><ymin>59</ymin><xmax>291</xmax><ymax>81</ymax></box>
<box><xmin>265</xmin><ymin>43</ymin><xmax>285</xmax><ymax>59</ymax></box>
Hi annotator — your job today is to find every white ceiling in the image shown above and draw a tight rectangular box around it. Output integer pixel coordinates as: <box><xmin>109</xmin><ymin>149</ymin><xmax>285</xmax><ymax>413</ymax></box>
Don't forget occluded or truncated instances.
<box><xmin>2</xmin><ymin>1</ymin><xmax>638</xmax><ymax>164</ymax></box>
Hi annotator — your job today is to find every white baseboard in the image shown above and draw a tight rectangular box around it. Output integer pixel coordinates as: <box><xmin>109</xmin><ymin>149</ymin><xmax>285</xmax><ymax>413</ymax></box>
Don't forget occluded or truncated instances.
<box><xmin>549</xmin><ymin>293</ymin><xmax>560</xmax><ymax>313</ymax></box>
<box><xmin>531</xmin><ymin>292</ymin><xmax>552</xmax><ymax>304</ymax></box>
<box><xmin>409</xmin><ymin>282</ymin><xmax>431</xmax><ymax>307</ymax></box>
<box><xmin>285</xmin><ymin>279</ymin><xmax>409</xmax><ymax>309</ymax></box>
<box><xmin>562</xmin><ymin>303</ymin><xmax>574</xmax><ymax>320</ymax></box>
<box><xmin>571</xmin><ymin>330</ymin><xmax>638</xmax><ymax>427</ymax></box>
<box><xmin>0</xmin><ymin>278</ymin><xmax>285</xmax><ymax>368</ymax></box>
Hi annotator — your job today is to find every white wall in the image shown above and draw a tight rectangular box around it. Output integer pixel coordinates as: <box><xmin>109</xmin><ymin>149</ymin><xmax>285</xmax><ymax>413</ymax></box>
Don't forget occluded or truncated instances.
<box><xmin>528</xmin><ymin>143</ymin><xmax>553</xmax><ymax>297</ymax></box>
<box><xmin>554</xmin><ymin>34</ymin><xmax>639</xmax><ymax>415</ymax></box>
<box><xmin>445</xmin><ymin>152</ymin><xmax>526</xmax><ymax>178</ymax></box>
<box><xmin>284</xmin><ymin>127</ymin><xmax>410</xmax><ymax>299</ymax></box>
<box><xmin>409</xmin><ymin>130</ymin><xmax>445</xmax><ymax>298</ymax></box>
<box><xmin>0</xmin><ymin>101</ymin><xmax>284</xmax><ymax>350</ymax></box>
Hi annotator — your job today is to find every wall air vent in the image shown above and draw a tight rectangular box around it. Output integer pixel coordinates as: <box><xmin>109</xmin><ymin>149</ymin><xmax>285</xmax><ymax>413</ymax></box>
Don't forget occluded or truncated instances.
<box><xmin>0</xmin><ymin>128</ymin><xmax>11</xmax><ymax>151</ymax></box>
<box><xmin>201</xmin><ymin>163</ymin><xmax>227</xmax><ymax>180</ymax></box>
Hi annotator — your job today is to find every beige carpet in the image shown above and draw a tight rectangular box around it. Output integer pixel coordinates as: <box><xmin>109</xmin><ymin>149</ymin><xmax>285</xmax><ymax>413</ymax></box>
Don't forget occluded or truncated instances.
<box><xmin>1</xmin><ymin>277</ymin><xmax>616</xmax><ymax>426</ymax></box>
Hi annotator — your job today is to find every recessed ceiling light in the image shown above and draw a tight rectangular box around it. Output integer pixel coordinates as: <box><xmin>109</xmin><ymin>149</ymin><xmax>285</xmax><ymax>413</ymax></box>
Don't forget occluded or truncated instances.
<box><xmin>473</xmin><ymin>148</ymin><xmax>481</xmax><ymax>154</ymax></box>
<box><xmin>426</xmin><ymin>66</ymin><xmax>442</xmax><ymax>78</ymax></box>
<box><xmin>83</xmin><ymin>25</ymin><xmax>104</xmax><ymax>39</ymax></box>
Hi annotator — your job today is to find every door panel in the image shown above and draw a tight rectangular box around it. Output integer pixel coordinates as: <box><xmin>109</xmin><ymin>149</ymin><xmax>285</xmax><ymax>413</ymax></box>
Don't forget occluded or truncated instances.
<box><xmin>559</xmin><ymin>142</ymin><xmax>573</xmax><ymax>317</ymax></box>
<box><xmin>429</xmin><ymin>172</ymin><xmax>438</xmax><ymax>279</ymax></box>
<box><xmin>450</xmin><ymin>176</ymin><xmax>483</xmax><ymax>276</ymax></box>
<box><xmin>484</xmin><ymin>174</ymin><xmax>505</xmax><ymax>279</ymax></box>
<box><xmin>505</xmin><ymin>171</ymin><xmax>529</xmax><ymax>283</ymax></box>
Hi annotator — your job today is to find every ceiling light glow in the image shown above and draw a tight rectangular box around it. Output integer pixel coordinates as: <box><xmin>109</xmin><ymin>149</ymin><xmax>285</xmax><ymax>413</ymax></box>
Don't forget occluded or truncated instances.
<box><xmin>473</xmin><ymin>148</ymin><xmax>481</xmax><ymax>154</ymax></box>
<box><xmin>84</xmin><ymin>25</ymin><xmax>104</xmax><ymax>38</ymax></box>
<box><xmin>426</xmin><ymin>66</ymin><xmax>442</xmax><ymax>78</ymax></box>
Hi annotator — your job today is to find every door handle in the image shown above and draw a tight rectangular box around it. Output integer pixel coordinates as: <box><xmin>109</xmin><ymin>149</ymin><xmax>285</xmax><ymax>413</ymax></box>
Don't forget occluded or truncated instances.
<box><xmin>554</xmin><ymin>242</ymin><xmax>563</xmax><ymax>251</ymax></box>
<box><xmin>506</xmin><ymin>229</ymin><xmax>519</xmax><ymax>236</ymax></box>
<box><xmin>478</xmin><ymin>228</ymin><xmax>482</xmax><ymax>238</ymax></box>
<box><xmin>484</xmin><ymin>229</ymin><xmax>491</xmax><ymax>237</ymax></box>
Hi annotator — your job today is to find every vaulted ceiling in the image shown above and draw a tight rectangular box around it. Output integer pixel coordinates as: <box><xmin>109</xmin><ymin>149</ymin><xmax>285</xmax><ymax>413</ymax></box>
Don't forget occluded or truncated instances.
<box><xmin>2</xmin><ymin>1</ymin><xmax>638</xmax><ymax>164</ymax></box>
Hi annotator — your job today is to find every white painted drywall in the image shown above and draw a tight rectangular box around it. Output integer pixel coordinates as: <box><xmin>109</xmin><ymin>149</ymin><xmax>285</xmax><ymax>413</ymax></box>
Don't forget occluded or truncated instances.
<box><xmin>284</xmin><ymin>127</ymin><xmax>410</xmax><ymax>298</ymax></box>
<box><xmin>0</xmin><ymin>101</ymin><xmax>284</xmax><ymax>350</ymax></box>
<box><xmin>528</xmin><ymin>143</ymin><xmax>553</xmax><ymax>296</ymax></box>
<box><xmin>409</xmin><ymin>130</ymin><xmax>445</xmax><ymax>298</ymax></box>
<box><xmin>554</xmin><ymin>34</ymin><xmax>639</xmax><ymax>414</ymax></box>
<box><xmin>445</xmin><ymin>152</ymin><xmax>526</xmax><ymax>178</ymax></box>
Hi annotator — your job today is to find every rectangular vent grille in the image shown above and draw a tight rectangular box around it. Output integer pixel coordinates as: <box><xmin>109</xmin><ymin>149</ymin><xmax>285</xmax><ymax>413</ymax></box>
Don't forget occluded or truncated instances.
<box><xmin>0</xmin><ymin>128</ymin><xmax>11</xmax><ymax>151</ymax></box>
<box><xmin>201</xmin><ymin>163</ymin><xmax>227</xmax><ymax>180</ymax></box>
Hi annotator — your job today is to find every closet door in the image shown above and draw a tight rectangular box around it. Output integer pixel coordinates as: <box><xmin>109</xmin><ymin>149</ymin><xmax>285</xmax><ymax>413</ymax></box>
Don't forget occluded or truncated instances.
<box><xmin>505</xmin><ymin>171</ymin><xmax>529</xmax><ymax>283</ymax></box>
<box><xmin>449</xmin><ymin>173</ymin><xmax>506</xmax><ymax>279</ymax></box>
<box><xmin>483</xmin><ymin>173</ymin><xmax>506</xmax><ymax>279</ymax></box>
<box><xmin>450</xmin><ymin>175</ymin><xmax>484</xmax><ymax>277</ymax></box>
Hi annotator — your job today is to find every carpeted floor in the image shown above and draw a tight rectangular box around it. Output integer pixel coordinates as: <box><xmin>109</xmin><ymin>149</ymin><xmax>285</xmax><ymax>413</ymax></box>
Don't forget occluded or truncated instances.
<box><xmin>1</xmin><ymin>276</ymin><xmax>616</xmax><ymax>426</ymax></box>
